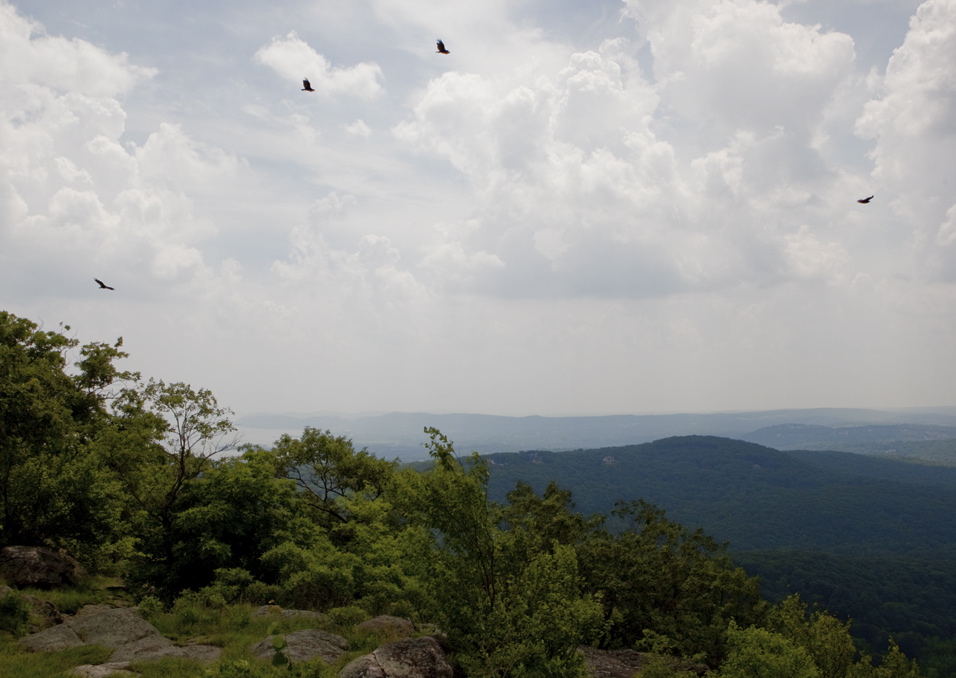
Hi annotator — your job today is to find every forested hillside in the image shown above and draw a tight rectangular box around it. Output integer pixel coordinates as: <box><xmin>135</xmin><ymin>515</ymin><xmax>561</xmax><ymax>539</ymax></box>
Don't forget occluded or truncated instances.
<box><xmin>0</xmin><ymin>311</ymin><xmax>934</xmax><ymax>677</ymax></box>
<box><xmin>482</xmin><ymin>437</ymin><xmax>956</xmax><ymax>675</ymax></box>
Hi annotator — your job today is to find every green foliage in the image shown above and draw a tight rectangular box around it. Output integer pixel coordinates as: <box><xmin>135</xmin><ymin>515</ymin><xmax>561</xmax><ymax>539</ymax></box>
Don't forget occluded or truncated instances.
<box><xmin>398</xmin><ymin>428</ymin><xmax>604</xmax><ymax>677</ymax></box>
<box><xmin>768</xmin><ymin>595</ymin><xmax>859</xmax><ymax>678</ymax></box>
<box><xmin>581</xmin><ymin>499</ymin><xmax>765</xmax><ymax>664</ymax></box>
<box><xmin>272</xmin><ymin>427</ymin><xmax>397</xmax><ymax>532</ymax></box>
<box><xmin>639</xmin><ymin>655</ymin><xmax>703</xmax><ymax>678</ymax></box>
<box><xmin>736</xmin><ymin>551</ymin><xmax>956</xmax><ymax>667</ymax></box>
<box><xmin>719</xmin><ymin>622</ymin><xmax>820</xmax><ymax>678</ymax></box>
<box><xmin>0</xmin><ymin>591</ymin><xmax>30</xmax><ymax>637</ymax></box>
<box><xmin>16</xmin><ymin>576</ymin><xmax>127</xmax><ymax>615</ymax></box>
<box><xmin>0</xmin><ymin>643</ymin><xmax>112</xmax><ymax>678</ymax></box>
<box><xmin>0</xmin><ymin>312</ymin><xmax>130</xmax><ymax>562</ymax></box>
<box><xmin>102</xmin><ymin>378</ymin><xmax>239</xmax><ymax>598</ymax></box>
<box><xmin>0</xmin><ymin>312</ymin><xmax>932</xmax><ymax>678</ymax></box>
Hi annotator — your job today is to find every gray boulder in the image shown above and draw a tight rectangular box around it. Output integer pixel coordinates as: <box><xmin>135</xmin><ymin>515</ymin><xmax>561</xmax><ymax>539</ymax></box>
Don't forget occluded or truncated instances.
<box><xmin>19</xmin><ymin>607</ymin><xmax>159</xmax><ymax>653</ymax></box>
<box><xmin>18</xmin><ymin>622</ymin><xmax>85</xmax><ymax>653</ymax></box>
<box><xmin>338</xmin><ymin>636</ymin><xmax>453</xmax><ymax>678</ymax></box>
<box><xmin>0</xmin><ymin>546</ymin><xmax>88</xmax><ymax>588</ymax></box>
<box><xmin>110</xmin><ymin>636</ymin><xmax>222</xmax><ymax>664</ymax></box>
<box><xmin>356</xmin><ymin>615</ymin><xmax>415</xmax><ymax>639</ymax></box>
<box><xmin>66</xmin><ymin>607</ymin><xmax>162</xmax><ymax>648</ymax></box>
<box><xmin>250</xmin><ymin>629</ymin><xmax>349</xmax><ymax>665</ymax></box>
<box><xmin>19</xmin><ymin>605</ymin><xmax>221</xmax><ymax>667</ymax></box>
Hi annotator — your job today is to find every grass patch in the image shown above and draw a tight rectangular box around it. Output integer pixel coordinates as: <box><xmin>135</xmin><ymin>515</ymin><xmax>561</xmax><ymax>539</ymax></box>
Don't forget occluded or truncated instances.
<box><xmin>0</xmin><ymin>641</ymin><xmax>111</xmax><ymax>678</ymax></box>
<box><xmin>17</xmin><ymin>576</ymin><xmax>132</xmax><ymax>615</ymax></box>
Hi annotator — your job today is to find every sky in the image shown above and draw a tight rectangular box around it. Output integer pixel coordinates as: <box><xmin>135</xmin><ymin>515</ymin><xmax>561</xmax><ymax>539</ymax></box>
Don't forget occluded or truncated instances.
<box><xmin>1</xmin><ymin>0</ymin><xmax>955</xmax><ymax>420</ymax></box>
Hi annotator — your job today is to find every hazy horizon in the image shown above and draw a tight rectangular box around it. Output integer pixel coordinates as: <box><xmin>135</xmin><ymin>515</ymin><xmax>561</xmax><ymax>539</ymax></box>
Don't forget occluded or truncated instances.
<box><xmin>3</xmin><ymin>0</ymin><xmax>954</xmax><ymax>420</ymax></box>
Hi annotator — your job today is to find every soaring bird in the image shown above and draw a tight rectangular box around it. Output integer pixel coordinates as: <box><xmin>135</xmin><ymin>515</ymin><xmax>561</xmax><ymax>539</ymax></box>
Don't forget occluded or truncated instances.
<box><xmin>95</xmin><ymin>278</ymin><xmax>115</xmax><ymax>290</ymax></box>
<box><xmin>436</xmin><ymin>39</ymin><xmax>450</xmax><ymax>54</ymax></box>
<box><xmin>857</xmin><ymin>195</ymin><xmax>874</xmax><ymax>204</ymax></box>
<box><xmin>301</xmin><ymin>79</ymin><xmax>315</xmax><ymax>92</ymax></box>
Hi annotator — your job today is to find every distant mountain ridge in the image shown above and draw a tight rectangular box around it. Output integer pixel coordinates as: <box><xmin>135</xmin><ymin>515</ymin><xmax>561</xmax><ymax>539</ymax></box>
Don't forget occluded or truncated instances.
<box><xmin>237</xmin><ymin>407</ymin><xmax>956</xmax><ymax>459</ymax></box>
<box><xmin>481</xmin><ymin>435</ymin><xmax>956</xmax><ymax>557</ymax></box>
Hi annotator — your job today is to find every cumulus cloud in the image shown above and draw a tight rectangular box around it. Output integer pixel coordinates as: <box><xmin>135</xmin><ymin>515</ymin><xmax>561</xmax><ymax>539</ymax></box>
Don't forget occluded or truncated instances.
<box><xmin>394</xmin><ymin>22</ymin><xmax>860</xmax><ymax>299</ymax></box>
<box><xmin>0</xmin><ymin>2</ymin><xmax>154</xmax><ymax>96</ymax></box>
<box><xmin>0</xmin><ymin>2</ymin><xmax>249</xmax><ymax>298</ymax></box>
<box><xmin>623</xmin><ymin>0</ymin><xmax>857</xmax><ymax>134</ymax></box>
<box><xmin>254</xmin><ymin>32</ymin><xmax>384</xmax><ymax>99</ymax></box>
<box><xmin>855</xmin><ymin>0</ymin><xmax>956</xmax><ymax>280</ymax></box>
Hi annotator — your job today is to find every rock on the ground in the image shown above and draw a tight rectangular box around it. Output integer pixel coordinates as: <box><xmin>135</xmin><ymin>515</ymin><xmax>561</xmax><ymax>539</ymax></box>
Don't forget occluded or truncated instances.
<box><xmin>70</xmin><ymin>662</ymin><xmax>136</xmax><ymax>677</ymax></box>
<box><xmin>338</xmin><ymin>636</ymin><xmax>453</xmax><ymax>678</ymax></box>
<box><xmin>18</xmin><ymin>622</ymin><xmax>86</xmax><ymax>653</ymax></box>
<box><xmin>0</xmin><ymin>546</ymin><xmax>88</xmax><ymax>588</ymax></box>
<box><xmin>250</xmin><ymin>628</ymin><xmax>350</xmax><ymax>665</ymax></box>
<box><xmin>66</xmin><ymin>607</ymin><xmax>162</xmax><ymax>648</ymax></box>
<box><xmin>577</xmin><ymin>647</ymin><xmax>709</xmax><ymax>678</ymax></box>
<box><xmin>110</xmin><ymin>635</ymin><xmax>222</xmax><ymax>664</ymax></box>
<box><xmin>578</xmin><ymin>647</ymin><xmax>650</xmax><ymax>678</ymax></box>
<box><xmin>18</xmin><ymin>605</ymin><xmax>221</xmax><ymax>666</ymax></box>
<box><xmin>252</xmin><ymin>604</ymin><xmax>327</xmax><ymax>621</ymax></box>
<box><xmin>356</xmin><ymin>616</ymin><xmax>415</xmax><ymax>638</ymax></box>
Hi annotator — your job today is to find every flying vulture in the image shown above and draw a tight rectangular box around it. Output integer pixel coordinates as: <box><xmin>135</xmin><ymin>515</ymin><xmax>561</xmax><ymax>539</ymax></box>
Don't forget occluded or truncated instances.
<box><xmin>95</xmin><ymin>278</ymin><xmax>115</xmax><ymax>290</ymax></box>
<box><xmin>436</xmin><ymin>39</ymin><xmax>450</xmax><ymax>54</ymax></box>
<box><xmin>857</xmin><ymin>195</ymin><xmax>874</xmax><ymax>204</ymax></box>
<box><xmin>301</xmin><ymin>79</ymin><xmax>315</xmax><ymax>92</ymax></box>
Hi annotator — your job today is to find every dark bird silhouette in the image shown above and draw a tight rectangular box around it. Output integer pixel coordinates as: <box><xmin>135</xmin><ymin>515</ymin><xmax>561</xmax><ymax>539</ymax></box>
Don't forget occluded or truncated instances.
<box><xmin>857</xmin><ymin>195</ymin><xmax>874</xmax><ymax>204</ymax></box>
<box><xmin>95</xmin><ymin>278</ymin><xmax>114</xmax><ymax>290</ymax></box>
<box><xmin>301</xmin><ymin>79</ymin><xmax>315</xmax><ymax>92</ymax></box>
<box><xmin>436</xmin><ymin>39</ymin><xmax>450</xmax><ymax>54</ymax></box>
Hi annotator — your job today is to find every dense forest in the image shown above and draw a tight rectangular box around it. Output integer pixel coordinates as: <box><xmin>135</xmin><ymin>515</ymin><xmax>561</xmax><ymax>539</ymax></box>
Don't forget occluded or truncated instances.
<box><xmin>480</xmin><ymin>438</ymin><xmax>956</xmax><ymax>675</ymax></box>
<box><xmin>0</xmin><ymin>310</ymin><xmax>936</xmax><ymax>677</ymax></box>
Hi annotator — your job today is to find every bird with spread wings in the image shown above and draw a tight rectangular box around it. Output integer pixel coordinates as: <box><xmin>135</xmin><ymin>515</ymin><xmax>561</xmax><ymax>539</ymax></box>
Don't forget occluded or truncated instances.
<box><xmin>436</xmin><ymin>39</ymin><xmax>450</xmax><ymax>54</ymax></box>
<box><xmin>95</xmin><ymin>279</ymin><xmax>114</xmax><ymax>290</ymax></box>
<box><xmin>301</xmin><ymin>79</ymin><xmax>315</xmax><ymax>92</ymax></box>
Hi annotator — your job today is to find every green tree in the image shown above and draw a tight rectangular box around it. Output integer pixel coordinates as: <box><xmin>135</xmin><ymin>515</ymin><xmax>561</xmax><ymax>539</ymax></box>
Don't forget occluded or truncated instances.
<box><xmin>720</xmin><ymin>622</ymin><xmax>820</xmax><ymax>678</ymax></box>
<box><xmin>397</xmin><ymin>428</ymin><xmax>604</xmax><ymax>677</ymax></box>
<box><xmin>101</xmin><ymin>379</ymin><xmax>237</xmax><ymax>596</ymax></box>
<box><xmin>0</xmin><ymin>312</ymin><xmax>131</xmax><ymax>564</ymax></box>
<box><xmin>769</xmin><ymin>595</ymin><xmax>859</xmax><ymax>678</ymax></box>
<box><xmin>580</xmin><ymin>499</ymin><xmax>765</xmax><ymax>664</ymax></box>
<box><xmin>271</xmin><ymin>427</ymin><xmax>396</xmax><ymax>532</ymax></box>
<box><xmin>164</xmin><ymin>446</ymin><xmax>302</xmax><ymax>593</ymax></box>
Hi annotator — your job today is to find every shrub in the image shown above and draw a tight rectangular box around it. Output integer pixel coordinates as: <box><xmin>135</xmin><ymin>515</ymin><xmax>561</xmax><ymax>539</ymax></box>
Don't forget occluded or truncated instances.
<box><xmin>0</xmin><ymin>591</ymin><xmax>31</xmax><ymax>637</ymax></box>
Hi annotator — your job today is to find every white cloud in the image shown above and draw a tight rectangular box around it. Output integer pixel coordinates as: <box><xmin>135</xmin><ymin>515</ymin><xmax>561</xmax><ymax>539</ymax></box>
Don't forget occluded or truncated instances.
<box><xmin>854</xmin><ymin>0</ymin><xmax>956</xmax><ymax>282</ymax></box>
<box><xmin>254</xmin><ymin>32</ymin><xmax>384</xmax><ymax>99</ymax></box>
<box><xmin>624</xmin><ymin>0</ymin><xmax>856</xmax><ymax>134</ymax></box>
<box><xmin>0</xmin><ymin>2</ymin><xmax>154</xmax><ymax>96</ymax></box>
<box><xmin>3</xmin><ymin>0</ymin><xmax>955</xmax><ymax>418</ymax></box>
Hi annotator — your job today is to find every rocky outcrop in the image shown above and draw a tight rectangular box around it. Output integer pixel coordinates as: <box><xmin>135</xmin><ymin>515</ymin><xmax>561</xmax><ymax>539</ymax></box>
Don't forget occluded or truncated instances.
<box><xmin>356</xmin><ymin>615</ymin><xmax>416</xmax><ymax>638</ymax></box>
<box><xmin>578</xmin><ymin>647</ymin><xmax>709</xmax><ymax>678</ymax></box>
<box><xmin>249</xmin><ymin>629</ymin><xmax>349</xmax><ymax>665</ymax></box>
<box><xmin>579</xmin><ymin>646</ymin><xmax>650</xmax><ymax>678</ymax></box>
<box><xmin>18</xmin><ymin>605</ymin><xmax>221</xmax><ymax>668</ymax></box>
<box><xmin>0</xmin><ymin>546</ymin><xmax>88</xmax><ymax>588</ymax></box>
<box><xmin>338</xmin><ymin>636</ymin><xmax>453</xmax><ymax>678</ymax></box>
